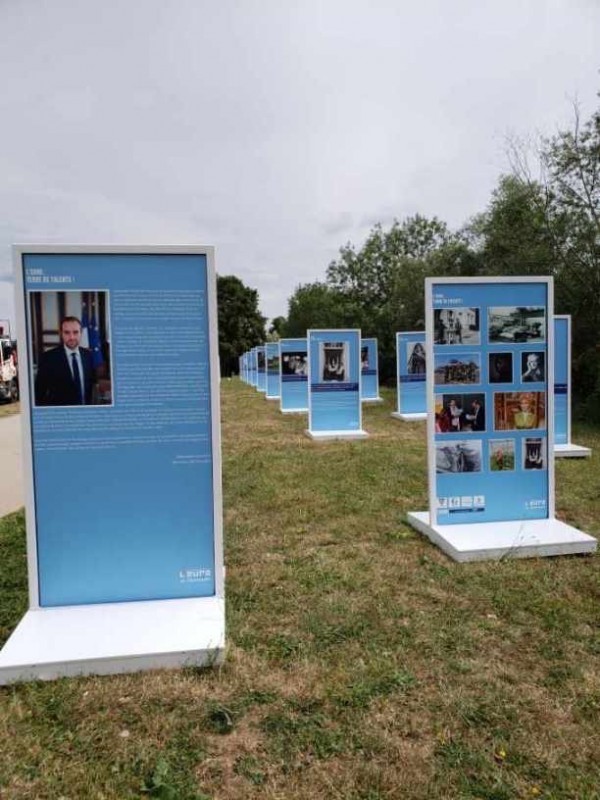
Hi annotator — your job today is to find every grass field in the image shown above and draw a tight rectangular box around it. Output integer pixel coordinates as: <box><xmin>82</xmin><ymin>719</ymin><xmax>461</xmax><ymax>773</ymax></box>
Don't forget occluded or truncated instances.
<box><xmin>0</xmin><ymin>380</ymin><xmax>599</xmax><ymax>799</ymax></box>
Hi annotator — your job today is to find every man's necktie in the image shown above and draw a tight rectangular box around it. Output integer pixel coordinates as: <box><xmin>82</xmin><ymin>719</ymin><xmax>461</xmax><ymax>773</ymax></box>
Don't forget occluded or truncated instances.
<box><xmin>71</xmin><ymin>352</ymin><xmax>83</xmax><ymax>404</ymax></box>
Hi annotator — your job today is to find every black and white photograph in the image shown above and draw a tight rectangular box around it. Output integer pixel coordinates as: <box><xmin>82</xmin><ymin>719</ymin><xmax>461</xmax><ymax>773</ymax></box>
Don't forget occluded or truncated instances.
<box><xmin>434</xmin><ymin>308</ymin><xmax>480</xmax><ymax>345</ymax></box>
<box><xmin>488</xmin><ymin>307</ymin><xmax>546</xmax><ymax>344</ymax></box>
<box><xmin>361</xmin><ymin>346</ymin><xmax>369</xmax><ymax>370</ymax></box>
<box><xmin>406</xmin><ymin>341</ymin><xmax>426</xmax><ymax>375</ymax></box>
<box><xmin>436</xmin><ymin>440</ymin><xmax>483</xmax><ymax>473</ymax></box>
<box><xmin>434</xmin><ymin>352</ymin><xmax>481</xmax><ymax>385</ymax></box>
<box><xmin>521</xmin><ymin>351</ymin><xmax>546</xmax><ymax>383</ymax></box>
<box><xmin>282</xmin><ymin>351</ymin><xmax>307</xmax><ymax>376</ymax></box>
<box><xmin>489</xmin><ymin>439</ymin><xmax>516</xmax><ymax>471</ymax></box>
<box><xmin>435</xmin><ymin>393</ymin><xmax>486</xmax><ymax>433</ymax></box>
<box><xmin>523</xmin><ymin>437</ymin><xmax>547</xmax><ymax>470</ymax></box>
<box><xmin>320</xmin><ymin>341</ymin><xmax>348</xmax><ymax>382</ymax></box>
<box><xmin>28</xmin><ymin>290</ymin><xmax>113</xmax><ymax>407</ymax></box>
<box><xmin>489</xmin><ymin>352</ymin><xmax>513</xmax><ymax>384</ymax></box>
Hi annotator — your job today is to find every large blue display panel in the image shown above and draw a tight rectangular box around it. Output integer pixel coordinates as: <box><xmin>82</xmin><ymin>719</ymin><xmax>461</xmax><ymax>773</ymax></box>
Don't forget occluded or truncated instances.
<box><xmin>554</xmin><ymin>316</ymin><xmax>569</xmax><ymax>446</ymax></box>
<box><xmin>23</xmin><ymin>252</ymin><xmax>218</xmax><ymax>607</ymax></box>
<box><xmin>360</xmin><ymin>338</ymin><xmax>380</xmax><ymax>401</ymax></box>
<box><xmin>429</xmin><ymin>280</ymin><xmax>552</xmax><ymax>526</ymax></box>
<box><xmin>266</xmin><ymin>342</ymin><xmax>280</xmax><ymax>399</ymax></box>
<box><xmin>308</xmin><ymin>330</ymin><xmax>362</xmax><ymax>433</ymax></box>
<box><xmin>279</xmin><ymin>338</ymin><xmax>308</xmax><ymax>412</ymax></box>
<box><xmin>396</xmin><ymin>331</ymin><xmax>426</xmax><ymax>415</ymax></box>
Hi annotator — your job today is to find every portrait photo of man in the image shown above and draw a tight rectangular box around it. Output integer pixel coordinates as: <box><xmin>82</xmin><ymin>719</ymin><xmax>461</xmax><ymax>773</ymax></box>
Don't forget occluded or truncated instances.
<box><xmin>35</xmin><ymin>317</ymin><xmax>95</xmax><ymax>406</ymax></box>
<box><xmin>29</xmin><ymin>290</ymin><xmax>113</xmax><ymax>407</ymax></box>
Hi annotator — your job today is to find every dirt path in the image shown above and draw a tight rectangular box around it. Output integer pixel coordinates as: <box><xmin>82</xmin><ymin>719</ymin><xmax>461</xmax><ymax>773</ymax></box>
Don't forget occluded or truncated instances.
<box><xmin>0</xmin><ymin>413</ymin><xmax>23</xmax><ymax>517</ymax></box>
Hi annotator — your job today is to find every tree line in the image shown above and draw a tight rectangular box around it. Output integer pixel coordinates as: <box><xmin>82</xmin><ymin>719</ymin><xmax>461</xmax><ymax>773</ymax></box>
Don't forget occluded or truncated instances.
<box><xmin>219</xmin><ymin>97</ymin><xmax>600</xmax><ymax>418</ymax></box>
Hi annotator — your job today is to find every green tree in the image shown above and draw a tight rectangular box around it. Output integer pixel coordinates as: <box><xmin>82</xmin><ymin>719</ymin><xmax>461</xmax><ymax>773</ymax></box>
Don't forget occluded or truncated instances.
<box><xmin>285</xmin><ymin>282</ymin><xmax>350</xmax><ymax>337</ymax></box>
<box><xmin>509</xmin><ymin>98</ymin><xmax>600</xmax><ymax>414</ymax></box>
<box><xmin>325</xmin><ymin>215</ymin><xmax>459</xmax><ymax>380</ymax></box>
<box><xmin>467</xmin><ymin>175</ymin><xmax>554</xmax><ymax>277</ymax></box>
<box><xmin>267</xmin><ymin>316</ymin><xmax>287</xmax><ymax>340</ymax></box>
<box><xmin>217</xmin><ymin>275</ymin><xmax>265</xmax><ymax>377</ymax></box>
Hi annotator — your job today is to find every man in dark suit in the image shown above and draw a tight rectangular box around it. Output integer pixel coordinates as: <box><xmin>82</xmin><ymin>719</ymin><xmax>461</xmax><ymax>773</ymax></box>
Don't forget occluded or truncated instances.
<box><xmin>35</xmin><ymin>317</ymin><xmax>95</xmax><ymax>406</ymax></box>
<box><xmin>465</xmin><ymin>398</ymin><xmax>485</xmax><ymax>431</ymax></box>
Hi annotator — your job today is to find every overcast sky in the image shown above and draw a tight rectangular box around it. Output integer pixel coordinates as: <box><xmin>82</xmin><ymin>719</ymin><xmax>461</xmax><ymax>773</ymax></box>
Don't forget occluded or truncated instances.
<box><xmin>1</xmin><ymin>0</ymin><xmax>598</xmax><ymax>328</ymax></box>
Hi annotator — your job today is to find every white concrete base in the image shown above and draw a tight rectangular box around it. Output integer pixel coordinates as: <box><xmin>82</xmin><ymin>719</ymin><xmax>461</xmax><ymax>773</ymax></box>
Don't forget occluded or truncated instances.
<box><xmin>406</xmin><ymin>511</ymin><xmax>597</xmax><ymax>563</ymax></box>
<box><xmin>280</xmin><ymin>408</ymin><xmax>308</xmax><ymax>414</ymax></box>
<box><xmin>266</xmin><ymin>396</ymin><xmax>280</xmax><ymax>401</ymax></box>
<box><xmin>362</xmin><ymin>397</ymin><xmax>383</xmax><ymax>404</ymax></box>
<box><xmin>554</xmin><ymin>443</ymin><xmax>592</xmax><ymax>458</ymax></box>
<box><xmin>0</xmin><ymin>596</ymin><xmax>225</xmax><ymax>685</ymax></box>
<box><xmin>391</xmin><ymin>412</ymin><xmax>427</xmax><ymax>421</ymax></box>
<box><xmin>305</xmin><ymin>429</ymin><xmax>369</xmax><ymax>441</ymax></box>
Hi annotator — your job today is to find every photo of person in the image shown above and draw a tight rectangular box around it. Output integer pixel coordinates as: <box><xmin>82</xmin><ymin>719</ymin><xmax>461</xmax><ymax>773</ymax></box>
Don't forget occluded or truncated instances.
<box><xmin>493</xmin><ymin>392</ymin><xmax>546</xmax><ymax>431</ymax></box>
<box><xmin>489</xmin><ymin>352</ymin><xmax>513</xmax><ymax>384</ymax></box>
<box><xmin>434</xmin><ymin>353</ymin><xmax>480</xmax><ymax>385</ymax></box>
<box><xmin>521</xmin><ymin>352</ymin><xmax>545</xmax><ymax>382</ymax></box>
<box><xmin>320</xmin><ymin>342</ymin><xmax>348</xmax><ymax>382</ymax></box>
<box><xmin>257</xmin><ymin>350</ymin><xmax>266</xmax><ymax>369</ymax></box>
<box><xmin>434</xmin><ymin>308</ymin><xmax>480</xmax><ymax>345</ymax></box>
<box><xmin>29</xmin><ymin>291</ymin><xmax>112</xmax><ymax>407</ymax></box>
<box><xmin>523</xmin><ymin>437</ymin><xmax>547</xmax><ymax>470</ymax></box>
<box><xmin>436</xmin><ymin>440</ymin><xmax>482</xmax><ymax>473</ymax></box>
<box><xmin>407</xmin><ymin>341</ymin><xmax>426</xmax><ymax>374</ymax></box>
<box><xmin>282</xmin><ymin>352</ymin><xmax>307</xmax><ymax>376</ymax></box>
<box><xmin>361</xmin><ymin>346</ymin><xmax>369</xmax><ymax>370</ymax></box>
<box><xmin>489</xmin><ymin>439</ymin><xmax>516</xmax><ymax>471</ymax></box>
<box><xmin>488</xmin><ymin>306</ymin><xmax>546</xmax><ymax>344</ymax></box>
<box><xmin>435</xmin><ymin>393</ymin><xmax>486</xmax><ymax>433</ymax></box>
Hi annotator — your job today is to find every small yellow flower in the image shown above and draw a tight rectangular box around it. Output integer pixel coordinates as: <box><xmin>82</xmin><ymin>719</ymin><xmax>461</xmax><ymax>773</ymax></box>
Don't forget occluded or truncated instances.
<box><xmin>530</xmin><ymin>788</ymin><xmax>541</xmax><ymax>797</ymax></box>
<box><xmin>495</xmin><ymin>748</ymin><xmax>507</xmax><ymax>761</ymax></box>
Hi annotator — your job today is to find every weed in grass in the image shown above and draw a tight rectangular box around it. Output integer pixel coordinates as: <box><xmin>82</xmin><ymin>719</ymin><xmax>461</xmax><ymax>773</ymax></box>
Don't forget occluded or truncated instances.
<box><xmin>265</xmin><ymin>632</ymin><xmax>307</xmax><ymax>665</ymax></box>
<box><xmin>233</xmin><ymin>754</ymin><xmax>266</xmax><ymax>786</ymax></box>
<box><xmin>331</xmin><ymin>666</ymin><xmax>416</xmax><ymax>710</ymax></box>
<box><xmin>306</xmin><ymin>612</ymin><xmax>370</xmax><ymax>650</ymax></box>
<box><xmin>572</xmin><ymin>691</ymin><xmax>600</xmax><ymax>722</ymax></box>
<box><xmin>261</xmin><ymin>704</ymin><xmax>347</xmax><ymax>765</ymax></box>
<box><xmin>542</xmin><ymin>663</ymin><xmax>581</xmax><ymax>689</ymax></box>
<box><xmin>241</xmin><ymin>689</ymin><xmax>278</xmax><ymax>706</ymax></box>
<box><xmin>142</xmin><ymin>758</ymin><xmax>178</xmax><ymax>799</ymax></box>
<box><xmin>142</xmin><ymin>757</ymin><xmax>211</xmax><ymax>800</ymax></box>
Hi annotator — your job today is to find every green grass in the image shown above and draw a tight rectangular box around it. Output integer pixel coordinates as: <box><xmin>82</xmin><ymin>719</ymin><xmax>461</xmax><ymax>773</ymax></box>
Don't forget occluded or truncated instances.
<box><xmin>0</xmin><ymin>382</ymin><xmax>599</xmax><ymax>799</ymax></box>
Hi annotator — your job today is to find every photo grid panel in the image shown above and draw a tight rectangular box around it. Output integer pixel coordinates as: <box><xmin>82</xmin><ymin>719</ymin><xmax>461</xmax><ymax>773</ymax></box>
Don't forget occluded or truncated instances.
<box><xmin>432</xmin><ymin>290</ymin><xmax>549</xmax><ymax>523</ymax></box>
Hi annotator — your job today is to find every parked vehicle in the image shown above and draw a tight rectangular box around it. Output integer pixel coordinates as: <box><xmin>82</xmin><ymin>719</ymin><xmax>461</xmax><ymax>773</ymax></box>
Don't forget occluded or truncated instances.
<box><xmin>0</xmin><ymin>338</ymin><xmax>19</xmax><ymax>402</ymax></box>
